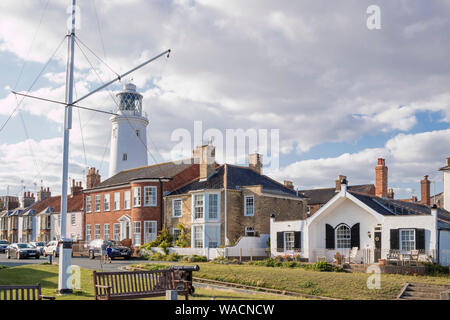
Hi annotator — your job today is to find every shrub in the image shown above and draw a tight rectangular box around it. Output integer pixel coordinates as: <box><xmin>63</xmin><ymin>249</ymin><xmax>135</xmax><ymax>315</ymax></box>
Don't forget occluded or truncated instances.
<box><xmin>181</xmin><ymin>255</ymin><xmax>207</xmax><ymax>262</ymax></box>
<box><xmin>140</xmin><ymin>227</ymin><xmax>173</xmax><ymax>254</ymax></box>
<box><xmin>424</xmin><ymin>263</ymin><xmax>450</xmax><ymax>277</ymax></box>
<box><xmin>174</xmin><ymin>223</ymin><xmax>190</xmax><ymax>248</ymax></box>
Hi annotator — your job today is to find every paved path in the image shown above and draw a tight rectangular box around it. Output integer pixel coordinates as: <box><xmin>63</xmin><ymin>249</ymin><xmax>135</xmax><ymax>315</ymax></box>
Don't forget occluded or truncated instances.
<box><xmin>0</xmin><ymin>253</ymin><xmax>146</xmax><ymax>271</ymax></box>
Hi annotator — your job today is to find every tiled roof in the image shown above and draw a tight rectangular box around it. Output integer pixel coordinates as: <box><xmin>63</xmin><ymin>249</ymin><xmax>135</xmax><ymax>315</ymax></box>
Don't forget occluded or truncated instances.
<box><xmin>300</xmin><ymin>184</ymin><xmax>374</xmax><ymax>205</ymax></box>
<box><xmin>23</xmin><ymin>193</ymin><xmax>84</xmax><ymax>216</ymax></box>
<box><xmin>90</xmin><ymin>160</ymin><xmax>197</xmax><ymax>190</ymax></box>
<box><xmin>349</xmin><ymin>191</ymin><xmax>450</xmax><ymax>229</ymax></box>
<box><xmin>169</xmin><ymin>164</ymin><xmax>304</xmax><ymax>198</ymax></box>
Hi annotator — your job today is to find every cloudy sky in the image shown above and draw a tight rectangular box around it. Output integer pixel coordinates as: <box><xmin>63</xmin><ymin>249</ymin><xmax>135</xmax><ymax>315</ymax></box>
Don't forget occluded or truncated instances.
<box><xmin>0</xmin><ymin>0</ymin><xmax>449</xmax><ymax>200</ymax></box>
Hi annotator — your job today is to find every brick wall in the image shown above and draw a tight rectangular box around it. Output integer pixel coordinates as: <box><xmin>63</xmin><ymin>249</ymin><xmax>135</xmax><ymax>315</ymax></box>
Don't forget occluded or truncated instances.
<box><xmin>84</xmin><ymin>164</ymin><xmax>199</xmax><ymax>246</ymax></box>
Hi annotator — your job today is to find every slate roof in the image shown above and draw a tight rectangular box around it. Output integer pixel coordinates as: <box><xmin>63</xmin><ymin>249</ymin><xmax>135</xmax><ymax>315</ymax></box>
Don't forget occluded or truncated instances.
<box><xmin>89</xmin><ymin>160</ymin><xmax>197</xmax><ymax>190</ymax></box>
<box><xmin>299</xmin><ymin>184</ymin><xmax>374</xmax><ymax>205</ymax></box>
<box><xmin>350</xmin><ymin>191</ymin><xmax>450</xmax><ymax>230</ymax></box>
<box><xmin>169</xmin><ymin>164</ymin><xmax>304</xmax><ymax>198</ymax></box>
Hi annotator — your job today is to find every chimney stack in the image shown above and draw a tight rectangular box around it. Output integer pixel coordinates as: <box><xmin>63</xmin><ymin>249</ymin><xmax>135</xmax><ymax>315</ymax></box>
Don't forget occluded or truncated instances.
<box><xmin>283</xmin><ymin>180</ymin><xmax>294</xmax><ymax>190</ymax></box>
<box><xmin>86</xmin><ymin>167</ymin><xmax>101</xmax><ymax>189</ymax></box>
<box><xmin>375</xmin><ymin>158</ymin><xmax>388</xmax><ymax>198</ymax></box>
<box><xmin>420</xmin><ymin>175</ymin><xmax>431</xmax><ymax>206</ymax></box>
<box><xmin>22</xmin><ymin>191</ymin><xmax>35</xmax><ymax>208</ymax></box>
<box><xmin>249</xmin><ymin>153</ymin><xmax>263</xmax><ymax>175</ymax></box>
<box><xmin>193</xmin><ymin>143</ymin><xmax>216</xmax><ymax>180</ymax></box>
<box><xmin>71</xmin><ymin>179</ymin><xmax>83</xmax><ymax>196</ymax></box>
<box><xmin>387</xmin><ymin>188</ymin><xmax>394</xmax><ymax>199</ymax></box>
<box><xmin>37</xmin><ymin>187</ymin><xmax>51</xmax><ymax>201</ymax></box>
<box><xmin>335</xmin><ymin>175</ymin><xmax>347</xmax><ymax>191</ymax></box>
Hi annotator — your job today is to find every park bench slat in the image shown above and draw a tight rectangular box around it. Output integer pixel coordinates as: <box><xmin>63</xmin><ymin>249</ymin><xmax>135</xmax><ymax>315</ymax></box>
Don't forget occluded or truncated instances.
<box><xmin>93</xmin><ymin>269</ymin><xmax>190</xmax><ymax>300</ymax></box>
<box><xmin>0</xmin><ymin>283</ymin><xmax>54</xmax><ymax>301</ymax></box>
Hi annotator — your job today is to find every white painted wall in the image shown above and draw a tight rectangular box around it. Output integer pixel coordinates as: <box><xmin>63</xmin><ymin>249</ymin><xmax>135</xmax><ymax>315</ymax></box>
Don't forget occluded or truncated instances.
<box><xmin>109</xmin><ymin>113</ymin><xmax>149</xmax><ymax>177</ymax></box>
<box><xmin>439</xmin><ymin>230</ymin><xmax>450</xmax><ymax>266</ymax></box>
<box><xmin>270</xmin><ymin>218</ymin><xmax>305</xmax><ymax>257</ymax></box>
<box><xmin>382</xmin><ymin>215</ymin><xmax>437</xmax><ymax>259</ymax></box>
<box><xmin>443</xmin><ymin>170</ymin><xmax>450</xmax><ymax>212</ymax></box>
<box><xmin>270</xmin><ymin>189</ymin><xmax>442</xmax><ymax>264</ymax></box>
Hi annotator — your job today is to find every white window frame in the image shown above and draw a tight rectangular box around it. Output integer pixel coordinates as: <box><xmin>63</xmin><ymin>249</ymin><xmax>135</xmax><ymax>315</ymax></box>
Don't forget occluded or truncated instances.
<box><xmin>133</xmin><ymin>187</ymin><xmax>141</xmax><ymax>207</ymax></box>
<box><xmin>144</xmin><ymin>186</ymin><xmax>157</xmax><ymax>207</ymax></box>
<box><xmin>284</xmin><ymin>231</ymin><xmax>295</xmax><ymax>251</ymax></box>
<box><xmin>94</xmin><ymin>224</ymin><xmax>101</xmax><ymax>240</ymax></box>
<box><xmin>71</xmin><ymin>213</ymin><xmax>76</xmax><ymax>226</ymax></box>
<box><xmin>86</xmin><ymin>196</ymin><xmax>92</xmax><ymax>213</ymax></box>
<box><xmin>336</xmin><ymin>224</ymin><xmax>351</xmax><ymax>249</ymax></box>
<box><xmin>172</xmin><ymin>228</ymin><xmax>181</xmax><ymax>241</ymax></box>
<box><xmin>94</xmin><ymin>195</ymin><xmax>101</xmax><ymax>212</ymax></box>
<box><xmin>86</xmin><ymin>224</ymin><xmax>91</xmax><ymax>242</ymax></box>
<box><xmin>193</xmin><ymin>194</ymin><xmax>204</xmax><ymax>220</ymax></box>
<box><xmin>400</xmin><ymin>229</ymin><xmax>415</xmax><ymax>252</ymax></box>
<box><xmin>133</xmin><ymin>221</ymin><xmax>141</xmax><ymax>246</ymax></box>
<box><xmin>104</xmin><ymin>224</ymin><xmax>110</xmax><ymax>240</ymax></box>
<box><xmin>172</xmin><ymin>199</ymin><xmax>182</xmax><ymax>218</ymax></box>
<box><xmin>245</xmin><ymin>226</ymin><xmax>255</xmax><ymax>237</ymax></box>
<box><xmin>113</xmin><ymin>192</ymin><xmax>121</xmax><ymax>211</ymax></box>
<box><xmin>207</xmin><ymin>193</ymin><xmax>219</xmax><ymax>220</ymax></box>
<box><xmin>104</xmin><ymin>194</ymin><xmax>110</xmax><ymax>212</ymax></box>
<box><xmin>244</xmin><ymin>195</ymin><xmax>254</xmax><ymax>216</ymax></box>
<box><xmin>113</xmin><ymin>223</ymin><xmax>120</xmax><ymax>241</ymax></box>
<box><xmin>124</xmin><ymin>191</ymin><xmax>131</xmax><ymax>209</ymax></box>
<box><xmin>144</xmin><ymin>221</ymin><xmax>157</xmax><ymax>243</ymax></box>
<box><xmin>193</xmin><ymin>225</ymin><xmax>204</xmax><ymax>248</ymax></box>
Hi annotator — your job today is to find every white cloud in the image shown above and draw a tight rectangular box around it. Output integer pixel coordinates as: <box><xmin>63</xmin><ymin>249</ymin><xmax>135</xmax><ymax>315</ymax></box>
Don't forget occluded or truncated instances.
<box><xmin>270</xmin><ymin>129</ymin><xmax>450</xmax><ymax>195</ymax></box>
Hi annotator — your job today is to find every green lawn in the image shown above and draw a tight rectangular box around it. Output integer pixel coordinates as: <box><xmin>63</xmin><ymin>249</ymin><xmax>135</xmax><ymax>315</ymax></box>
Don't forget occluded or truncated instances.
<box><xmin>0</xmin><ymin>264</ymin><xmax>303</xmax><ymax>300</ymax></box>
<box><xmin>133</xmin><ymin>262</ymin><xmax>450</xmax><ymax>300</ymax></box>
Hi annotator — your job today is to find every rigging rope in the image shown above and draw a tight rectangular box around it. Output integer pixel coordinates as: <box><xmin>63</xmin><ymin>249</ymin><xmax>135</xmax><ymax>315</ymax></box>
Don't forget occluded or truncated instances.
<box><xmin>0</xmin><ymin>35</ymin><xmax>67</xmax><ymax>134</ymax></box>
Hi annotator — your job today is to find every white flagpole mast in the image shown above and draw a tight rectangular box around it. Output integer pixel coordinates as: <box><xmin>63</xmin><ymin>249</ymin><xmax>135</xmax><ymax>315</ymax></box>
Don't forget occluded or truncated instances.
<box><xmin>58</xmin><ymin>0</ymin><xmax>76</xmax><ymax>294</ymax></box>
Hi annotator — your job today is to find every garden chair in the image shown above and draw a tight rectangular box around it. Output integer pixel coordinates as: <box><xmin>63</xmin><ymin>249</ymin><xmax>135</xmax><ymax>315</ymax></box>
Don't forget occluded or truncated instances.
<box><xmin>410</xmin><ymin>250</ymin><xmax>419</xmax><ymax>266</ymax></box>
<box><xmin>344</xmin><ymin>247</ymin><xmax>359</xmax><ymax>264</ymax></box>
<box><xmin>386</xmin><ymin>250</ymin><xmax>400</xmax><ymax>265</ymax></box>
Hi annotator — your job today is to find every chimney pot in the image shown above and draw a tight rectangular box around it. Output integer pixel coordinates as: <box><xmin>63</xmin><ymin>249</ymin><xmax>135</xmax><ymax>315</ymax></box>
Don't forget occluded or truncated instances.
<box><xmin>446</xmin><ymin>157</ymin><xmax>450</xmax><ymax>166</ymax></box>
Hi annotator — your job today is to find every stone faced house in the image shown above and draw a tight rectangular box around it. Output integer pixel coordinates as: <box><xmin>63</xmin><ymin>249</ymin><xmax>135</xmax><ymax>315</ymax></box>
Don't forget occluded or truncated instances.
<box><xmin>83</xmin><ymin>161</ymin><xmax>199</xmax><ymax>247</ymax></box>
<box><xmin>164</xmin><ymin>145</ymin><xmax>307</xmax><ymax>248</ymax></box>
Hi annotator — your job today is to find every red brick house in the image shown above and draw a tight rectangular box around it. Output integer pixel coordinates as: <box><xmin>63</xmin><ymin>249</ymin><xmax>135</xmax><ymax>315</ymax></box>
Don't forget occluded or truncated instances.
<box><xmin>83</xmin><ymin>162</ymin><xmax>199</xmax><ymax>247</ymax></box>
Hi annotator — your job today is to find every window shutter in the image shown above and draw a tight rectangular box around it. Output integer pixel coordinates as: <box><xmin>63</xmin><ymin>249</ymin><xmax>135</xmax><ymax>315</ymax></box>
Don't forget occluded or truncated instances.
<box><xmin>294</xmin><ymin>231</ymin><xmax>301</xmax><ymax>249</ymax></box>
<box><xmin>350</xmin><ymin>223</ymin><xmax>360</xmax><ymax>249</ymax></box>
<box><xmin>390</xmin><ymin>229</ymin><xmax>399</xmax><ymax>249</ymax></box>
<box><xmin>325</xmin><ymin>224</ymin><xmax>335</xmax><ymax>249</ymax></box>
<box><xmin>415</xmin><ymin>229</ymin><xmax>425</xmax><ymax>250</ymax></box>
<box><xmin>276</xmin><ymin>232</ymin><xmax>284</xmax><ymax>252</ymax></box>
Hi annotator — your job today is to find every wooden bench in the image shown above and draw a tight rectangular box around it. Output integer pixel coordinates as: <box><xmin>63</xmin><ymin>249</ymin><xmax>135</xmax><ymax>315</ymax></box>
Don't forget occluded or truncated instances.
<box><xmin>0</xmin><ymin>283</ymin><xmax>55</xmax><ymax>300</ymax></box>
<box><xmin>93</xmin><ymin>269</ymin><xmax>190</xmax><ymax>300</ymax></box>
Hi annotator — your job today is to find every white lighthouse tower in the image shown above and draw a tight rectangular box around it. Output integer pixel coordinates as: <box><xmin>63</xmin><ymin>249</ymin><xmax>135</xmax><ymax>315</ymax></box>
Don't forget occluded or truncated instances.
<box><xmin>109</xmin><ymin>83</ymin><xmax>149</xmax><ymax>177</ymax></box>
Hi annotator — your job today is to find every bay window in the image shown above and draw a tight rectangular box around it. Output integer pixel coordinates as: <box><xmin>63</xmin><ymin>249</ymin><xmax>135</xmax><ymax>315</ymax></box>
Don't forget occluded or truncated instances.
<box><xmin>144</xmin><ymin>186</ymin><xmax>157</xmax><ymax>206</ymax></box>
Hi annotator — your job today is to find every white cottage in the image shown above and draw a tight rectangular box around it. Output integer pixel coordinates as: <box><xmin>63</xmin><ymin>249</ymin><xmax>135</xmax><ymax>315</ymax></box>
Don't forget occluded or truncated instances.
<box><xmin>271</xmin><ymin>179</ymin><xmax>450</xmax><ymax>266</ymax></box>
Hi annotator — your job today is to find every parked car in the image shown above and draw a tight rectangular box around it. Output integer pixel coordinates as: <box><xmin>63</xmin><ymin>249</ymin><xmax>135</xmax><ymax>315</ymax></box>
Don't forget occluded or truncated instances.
<box><xmin>5</xmin><ymin>243</ymin><xmax>40</xmax><ymax>259</ymax></box>
<box><xmin>0</xmin><ymin>240</ymin><xmax>9</xmax><ymax>253</ymax></box>
<box><xmin>29</xmin><ymin>241</ymin><xmax>46</xmax><ymax>255</ymax></box>
<box><xmin>88</xmin><ymin>239</ymin><xmax>131</xmax><ymax>260</ymax></box>
<box><xmin>43</xmin><ymin>240</ymin><xmax>59</xmax><ymax>257</ymax></box>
